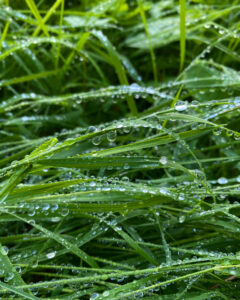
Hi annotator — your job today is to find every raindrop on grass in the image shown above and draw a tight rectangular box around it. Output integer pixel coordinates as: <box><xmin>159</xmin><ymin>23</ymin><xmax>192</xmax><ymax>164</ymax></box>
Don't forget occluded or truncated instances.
<box><xmin>179</xmin><ymin>216</ymin><xmax>185</xmax><ymax>223</ymax></box>
<box><xmin>42</xmin><ymin>203</ymin><xmax>50</xmax><ymax>211</ymax></box>
<box><xmin>159</xmin><ymin>156</ymin><xmax>168</xmax><ymax>165</ymax></box>
<box><xmin>218</xmin><ymin>177</ymin><xmax>228</xmax><ymax>185</ymax></box>
<box><xmin>107</xmin><ymin>130</ymin><xmax>117</xmax><ymax>142</ymax></box>
<box><xmin>88</xmin><ymin>126</ymin><xmax>97</xmax><ymax>133</ymax></box>
<box><xmin>4</xmin><ymin>272</ymin><xmax>14</xmax><ymax>282</ymax></box>
<box><xmin>134</xmin><ymin>292</ymin><xmax>144</xmax><ymax>299</ymax></box>
<box><xmin>90</xmin><ymin>293</ymin><xmax>99</xmax><ymax>300</ymax></box>
<box><xmin>92</xmin><ymin>136</ymin><xmax>102</xmax><ymax>146</ymax></box>
<box><xmin>61</xmin><ymin>208</ymin><xmax>69</xmax><ymax>216</ymax></box>
<box><xmin>213</xmin><ymin>128</ymin><xmax>222</xmax><ymax>136</ymax></box>
<box><xmin>2</xmin><ymin>246</ymin><xmax>8</xmax><ymax>255</ymax></box>
<box><xmin>46</xmin><ymin>251</ymin><xmax>56</xmax><ymax>259</ymax></box>
<box><xmin>175</xmin><ymin>101</ymin><xmax>188</xmax><ymax>112</ymax></box>
<box><xmin>122</xmin><ymin>176</ymin><xmax>129</xmax><ymax>183</ymax></box>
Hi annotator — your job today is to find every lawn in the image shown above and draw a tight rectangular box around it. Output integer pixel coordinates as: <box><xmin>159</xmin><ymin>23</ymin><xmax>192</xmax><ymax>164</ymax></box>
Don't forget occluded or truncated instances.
<box><xmin>0</xmin><ymin>0</ymin><xmax>240</xmax><ymax>299</ymax></box>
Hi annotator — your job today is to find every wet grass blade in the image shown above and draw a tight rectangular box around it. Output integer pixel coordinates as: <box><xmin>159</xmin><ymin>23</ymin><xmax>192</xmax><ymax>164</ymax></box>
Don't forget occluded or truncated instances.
<box><xmin>179</xmin><ymin>0</ymin><xmax>186</xmax><ymax>71</ymax></box>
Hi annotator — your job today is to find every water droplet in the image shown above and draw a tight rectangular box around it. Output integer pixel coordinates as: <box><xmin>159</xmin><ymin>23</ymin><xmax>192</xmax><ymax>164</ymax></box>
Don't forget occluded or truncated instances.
<box><xmin>4</xmin><ymin>272</ymin><xmax>14</xmax><ymax>282</ymax></box>
<box><xmin>88</xmin><ymin>126</ymin><xmax>97</xmax><ymax>133</ymax></box>
<box><xmin>175</xmin><ymin>101</ymin><xmax>188</xmax><ymax>112</ymax></box>
<box><xmin>213</xmin><ymin>128</ymin><xmax>222</xmax><ymax>136</ymax></box>
<box><xmin>226</xmin><ymin>129</ymin><xmax>233</xmax><ymax>137</ymax></box>
<box><xmin>42</xmin><ymin>203</ymin><xmax>50</xmax><ymax>211</ymax></box>
<box><xmin>92</xmin><ymin>136</ymin><xmax>102</xmax><ymax>146</ymax></box>
<box><xmin>102</xmin><ymin>291</ymin><xmax>110</xmax><ymax>297</ymax></box>
<box><xmin>46</xmin><ymin>251</ymin><xmax>56</xmax><ymax>259</ymax></box>
<box><xmin>179</xmin><ymin>215</ymin><xmax>185</xmax><ymax>223</ymax></box>
<box><xmin>159</xmin><ymin>156</ymin><xmax>168</xmax><ymax>165</ymax></box>
<box><xmin>90</xmin><ymin>293</ymin><xmax>99</xmax><ymax>300</ymax></box>
<box><xmin>28</xmin><ymin>209</ymin><xmax>35</xmax><ymax>217</ymax></box>
<box><xmin>29</xmin><ymin>219</ymin><xmax>36</xmax><ymax>226</ymax></box>
<box><xmin>61</xmin><ymin>208</ymin><xmax>69</xmax><ymax>216</ymax></box>
<box><xmin>122</xmin><ymin>176</ymin><xmax>129</xmax><ymax>183</ymax></box>
<box><xmin>2</xmin><ymin>246</ymin><xmax>8</xmax><ymax>256</ymax></box>
<box><xmin>107</xmin><ymin>131</ymin><xmax>117</xmax><ymax>142</ymax></box>
<box><xmin>134</xmin><ymin>291</ymin><xmax>144</xmax><ymax>299</ymax></box>
<box><xmin>218</xmin><ymin>177</ymin><xmax>228</xmax><ymax>185</ymax></box>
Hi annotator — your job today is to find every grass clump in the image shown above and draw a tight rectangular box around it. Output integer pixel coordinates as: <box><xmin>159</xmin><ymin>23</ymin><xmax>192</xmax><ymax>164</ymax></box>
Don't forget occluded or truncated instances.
<box><xmin>0</xmin><ymin>0</ymin><xmax>240</xmax><ymax>299</ymax></box>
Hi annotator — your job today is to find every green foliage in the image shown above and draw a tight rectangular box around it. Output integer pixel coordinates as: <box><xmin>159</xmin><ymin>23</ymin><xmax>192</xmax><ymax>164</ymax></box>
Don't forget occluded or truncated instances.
<box><xmin>0</xmin><ymin>0</ymin><xmax>240</xmax><ymax>298</ymax></box>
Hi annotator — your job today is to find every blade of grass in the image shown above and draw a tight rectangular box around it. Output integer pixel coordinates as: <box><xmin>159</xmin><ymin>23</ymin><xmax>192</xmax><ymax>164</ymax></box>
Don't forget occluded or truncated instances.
<box><xmin>25</xmin><ymin>0</ymin><xmax>50</xmax><ymax>37</ymax></box>
<box><xmin>137</xmin><ymin>0</ymin><xmax>158</xmax><ymax>83</ymax></box>
<box><xmin>0</xmin><ymin>281</ymin><xmax>39</xmax><ymax>300</ymax></box>
<box><xmin>33</xmin><ymin>0</ymin><xmax>63</xmax><ymax>37</ymax></box>
<box><xmin>0</xmin><ymin>19</ymin><xmax>10</xmax><ymax>51</ymax></box>
<box><xmin>179</xmin><ymin>0</ymin><xmax>186</xmax><ymax>71</ymax></box>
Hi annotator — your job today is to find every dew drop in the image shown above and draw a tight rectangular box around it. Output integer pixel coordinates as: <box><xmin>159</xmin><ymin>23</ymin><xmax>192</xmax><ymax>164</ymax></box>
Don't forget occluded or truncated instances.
<box><xmin>159</xmin><ymin>156</ymin><xmax>168</xmax><ymax>165</ymax></box>
<box><xmin>4</xmin><ymin>272</ymin><xmax>14</xmax><ymax>282</ymax></box>
<box><xmin>175</xmin><ymin>101</ymin><xmax>188</xmax><ymax>112</ymax></box>
<box><xmin>2</xmin><ymin>246</ymin><xmax>8</xmax><ymax>256</ymax></box>
<box><xmin>92</xmin><ymin>136</ymin><xmax>102</xmax><ymax>146</ymax></box>
<box><xmin>213</xmin><ymin>128</ymin><xmax>222</xmax><ymax>136</ymax></box>
<box><xmin>179</xmin><ymin>215</ymin><xmax>185</xmax><ymax>223</ymax></box>
<box><xmin>90</xmin><ymin>293</ymin><xmax>99</xmax><ymax>300</ymax></box>
<box><xmin>107</xmin><ymin>130</ymin><xmax>117</xmax><ymax>142</ymax></box>
<box><xmin>46</xmin><ymin>251</ymin><xmax>56</xmax><ymax>259</ymax></box>
<box><xmin>218</xmin><ymin>177</ymin><xmax>228</xmax><ymax>185</ymax></box>
<box><xmin>61</xmin><ymin>208</ymin><xmax>69</xmax><ymax>216</ymax></box>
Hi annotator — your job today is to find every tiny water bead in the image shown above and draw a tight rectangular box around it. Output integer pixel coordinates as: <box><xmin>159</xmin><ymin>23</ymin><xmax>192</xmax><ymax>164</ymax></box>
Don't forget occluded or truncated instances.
<box><xmin>179</xmin><ymin>215</ymin><xmax>186</xmax><ymax>223</ymax></box>
<box><xmin>102</xmin><ymin>291</ymin><xmax>110</xmax><ymax>297</ymax></box>
<box><xmin>92</xmin><ymin>136</ymin><xmax>102</xmax><ymax>146</ymax></box>
<box><xmin>46</xmin><ymin>251</ymin><xmax>56</xmax><ymax>259</ymax></box>
<box><xmin>2</xmin><ymin>246</ymin><xmax>9</xmax><ymax>255</ymax></box>
<box><xmin>159</xmin><ymin>156</ymin><xmax>168</xmax><ymax>165</ymax></box>
<box><xmin>107</xmin><ymin>130</ymin><xmax>117</xmax><ymax>142</ymax></box>
<box><xmin>213</xmin><ymin>128</ymin><xmax>222</xmax><ymax>136</ymax></box>
<box><xmin>174</xmin><ymin>101</ymin><xmax>188</xmax><ymax>112</ymax></box>
<box><xmin>60</xmin><ymin>208</ymin><xmax>69</xmax><ymax>216</ymax></box>
<box><xmin>217</xmin><ymin>177</ymin><xmax>228</xmax><ymax>185</ymax></box>
<box><xmin>4</xmin><ymin>272</ymin><xmax>14</xmax><ymax>282</ymax></box>
<box><xmin>134</xmin><ymin>291</ymin><xmax>144</xmax><ymax>299</ymax></box>
<box><xmin>90</xmin><ymin>293</ymin><xmax>99</xmax><ymax>300</ymax></box>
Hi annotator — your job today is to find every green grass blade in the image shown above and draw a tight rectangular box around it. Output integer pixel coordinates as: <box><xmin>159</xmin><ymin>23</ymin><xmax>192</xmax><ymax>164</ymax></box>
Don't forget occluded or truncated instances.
<box><xmin>179</xmin><ymin>0</ymin><xmax>186</xmax><ymax>71</ymax></box>
<box><xmin>25</xmin><ymin>0</ymin><xmax>50</xmax><ymax>37</ymax></box>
